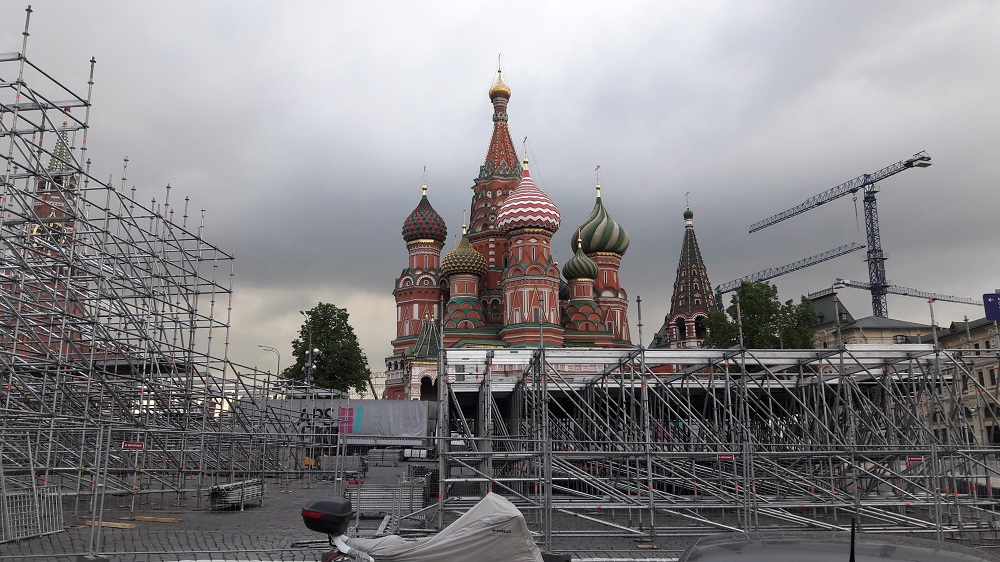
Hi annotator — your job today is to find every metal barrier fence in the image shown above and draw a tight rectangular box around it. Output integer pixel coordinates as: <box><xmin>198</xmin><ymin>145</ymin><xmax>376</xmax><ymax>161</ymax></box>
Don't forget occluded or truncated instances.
<box><xmin>0</xmin><ymin>485</ymin><xmax>63</xmax><ymax>544</ymax></box>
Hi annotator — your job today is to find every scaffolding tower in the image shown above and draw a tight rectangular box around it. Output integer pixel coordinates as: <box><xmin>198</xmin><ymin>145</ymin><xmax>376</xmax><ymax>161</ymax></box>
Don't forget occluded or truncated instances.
<box><xmin>0</xmin><ymin>7</ymin><xmax>304</xmax><ymax>544</ymax></box>
<box><xmin>435</xmin><ymin>345</ymin><xmax>1000</xmax><ymax>549</ymax></box>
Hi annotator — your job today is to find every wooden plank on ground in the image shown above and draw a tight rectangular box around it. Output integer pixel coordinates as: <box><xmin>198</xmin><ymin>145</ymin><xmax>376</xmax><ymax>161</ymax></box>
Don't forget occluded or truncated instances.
<box><xmin>84</xmin><ymin>520</ymin><xmax>136</xmax><ymax>529</ymax></box>
<box><xmin>133</xmin><ymin>516</ymin><xmax>183</xmax><ymax>524</ymax></box>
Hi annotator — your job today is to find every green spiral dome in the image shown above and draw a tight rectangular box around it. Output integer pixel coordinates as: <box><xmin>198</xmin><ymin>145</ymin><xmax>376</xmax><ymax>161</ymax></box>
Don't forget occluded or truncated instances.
<box><xmin>573</xmin><ymin>189</ymin><xmax>629</xmax><ymax>256</ymax></box>
<box><xmin>563</xmin><ymin>243</ymin><xmax>599</xmax><ymax>280</ymax></box>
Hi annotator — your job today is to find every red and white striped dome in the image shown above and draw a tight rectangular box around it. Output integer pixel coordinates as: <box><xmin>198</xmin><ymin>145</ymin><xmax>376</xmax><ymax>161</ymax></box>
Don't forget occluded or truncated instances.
<box><xmin>496</xmin><ymin>162</ymin><xmax>560</xmax><ymax>234</ymax></box>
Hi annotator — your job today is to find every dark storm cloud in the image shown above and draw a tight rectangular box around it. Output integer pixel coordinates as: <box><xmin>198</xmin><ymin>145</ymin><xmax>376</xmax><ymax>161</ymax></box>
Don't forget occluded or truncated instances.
<box><xmin>4</xmin><ymin>1</ymin><xmax>997</xmax><ymax>372</ymax></box>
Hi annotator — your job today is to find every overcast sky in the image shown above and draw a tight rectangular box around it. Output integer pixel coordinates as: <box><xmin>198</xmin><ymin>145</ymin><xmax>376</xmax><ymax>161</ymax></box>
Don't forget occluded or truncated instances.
<box><xmin>4</xmin><ymin>1</ymin><xmax>998</xmax><ymax>375</ymax></box>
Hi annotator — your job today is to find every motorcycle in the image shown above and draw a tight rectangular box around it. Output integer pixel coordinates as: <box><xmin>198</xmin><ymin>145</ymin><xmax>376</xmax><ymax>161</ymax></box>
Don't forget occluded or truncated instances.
<box><xmin>301</xmin><ymin>493</ymin><xmax>568</xmax><ymax>562</ymax></box>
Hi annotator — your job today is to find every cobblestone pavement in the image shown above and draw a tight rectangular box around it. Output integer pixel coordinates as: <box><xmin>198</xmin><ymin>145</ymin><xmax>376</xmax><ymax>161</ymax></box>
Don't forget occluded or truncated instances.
<box><xmin>6</xmin><ymin>460</ymin><xmax>1000</xmax><ymax>561</ymax></box>
<box><xmin>1</xmin><ymin>465</ymin><xmax>695</xmax><ymax>561</ymax></box>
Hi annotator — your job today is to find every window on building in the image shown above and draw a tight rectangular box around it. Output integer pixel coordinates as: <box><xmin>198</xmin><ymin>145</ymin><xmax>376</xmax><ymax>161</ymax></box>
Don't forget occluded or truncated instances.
<box><xmin>893</xmin><ymin>335</ymin><xmax>907</xmax><ymax>344</ymax></box>
<box><xmin>992</xmin><ymin>369</ymin><xmax>997</xmax><ymax>387</ymax></box>
<box><xmin>979</xmin><ymin>371</ymin><xmax>986</xmax><ymax>387</ymax></box>
<box><xmin>975</xmin><ymin>342</ymin><xmax>981</xmax><ymax>356</ymax></box>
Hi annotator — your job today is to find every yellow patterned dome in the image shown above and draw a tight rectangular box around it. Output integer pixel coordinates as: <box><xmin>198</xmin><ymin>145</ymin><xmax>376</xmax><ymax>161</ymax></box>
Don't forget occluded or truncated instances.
<box><xmin>489</xmin><ymin>69</ymin><xmax>511</xmax><ymax>99</ymax></box>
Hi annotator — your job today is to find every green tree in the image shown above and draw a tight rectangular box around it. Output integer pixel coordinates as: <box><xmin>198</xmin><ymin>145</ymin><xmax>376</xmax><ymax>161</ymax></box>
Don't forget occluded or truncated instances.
<box><xmin>284</xmin><ymin>303</ymin><xmax>371</xmax><ymax>394</ymax></box>
<box><xmin>703</xmin><ymin>282</ymin><xmax>818</xmax><ymax>349</ymax></box>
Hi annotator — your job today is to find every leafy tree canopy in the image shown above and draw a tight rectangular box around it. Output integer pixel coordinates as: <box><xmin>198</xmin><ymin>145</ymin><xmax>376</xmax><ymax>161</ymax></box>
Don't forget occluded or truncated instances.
<box><xmin>703</xmin><ymin>282</ymin><xmax>818</xmax><ymax>349</ymax></box>
<box><xmin>284</xmin><ymin>302</ymin><xmax>371</xmax><ymax>394</ymax></box>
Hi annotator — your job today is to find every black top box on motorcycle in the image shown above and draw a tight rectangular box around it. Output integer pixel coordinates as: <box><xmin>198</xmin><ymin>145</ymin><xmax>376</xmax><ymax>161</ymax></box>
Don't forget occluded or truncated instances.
<box><xmin>302</xmin><ymin>498</ymin><xmax>354</xmax><ymax>535</ymax></box>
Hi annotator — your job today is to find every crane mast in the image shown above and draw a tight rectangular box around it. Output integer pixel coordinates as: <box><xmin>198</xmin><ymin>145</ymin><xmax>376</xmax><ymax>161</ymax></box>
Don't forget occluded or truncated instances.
<box><xmin>749</xmin><ymin>151</ymin><xmax>931</xmax><ymax>317</ymax></box>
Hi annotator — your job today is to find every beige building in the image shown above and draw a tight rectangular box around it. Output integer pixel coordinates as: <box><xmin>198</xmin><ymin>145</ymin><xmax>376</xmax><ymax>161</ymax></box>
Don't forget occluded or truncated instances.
<box><xmin>932</xmin><ymin>317</ymin><xmax>1000</xmax><ymax>443</ymax></box>
<box><xmin>809</xmin><ymin>288</ymin><xmax>932</xmax><ymax>349</ymax></box>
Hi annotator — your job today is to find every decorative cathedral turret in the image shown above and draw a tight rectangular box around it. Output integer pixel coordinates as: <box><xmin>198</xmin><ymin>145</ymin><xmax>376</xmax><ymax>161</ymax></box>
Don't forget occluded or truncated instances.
<box><xmin>561</xmin><ymin>237</ymin><xmax>613</xmax><ymax>346</ymax></box>
<box><xmin>574</xmin><ymin>182</ymin><xmax>632</xmax><ymax>345</ymax></box>
<box><xmin>393</xmin><ymin>182</ymin><xmax>448</xmax><ymax>354</ymax></box>
<box><xmin>441</xmin><ymin>224</ymin><xmax>489</xmax><ymax>347</ymax></box>
<box><xmin>468</xmin><ymin>69</ymin><xmax>521</xmax><ymax>324</ymax></box>
<box><xmin>651</xmin><ymin>205</ymin><xmax>715</xmax><ymax>349</ymax></box>
<box><xmin>497</xmin><ymin>159</ymin><xmax>564</xmax><ymax>346</ymax></box>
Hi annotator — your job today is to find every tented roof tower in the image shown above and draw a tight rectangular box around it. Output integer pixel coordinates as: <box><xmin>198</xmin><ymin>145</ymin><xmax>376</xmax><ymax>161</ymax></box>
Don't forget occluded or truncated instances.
<box><xmin>651</xmin><ymin>205</ymin><xmax>715</xmax><ymax>349</ymax></box>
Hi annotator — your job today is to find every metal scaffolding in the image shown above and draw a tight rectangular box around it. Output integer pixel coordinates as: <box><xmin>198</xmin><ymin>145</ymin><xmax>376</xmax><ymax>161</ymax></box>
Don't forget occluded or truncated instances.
<box><xmin>437</xmin><ymin>345</ymin><xmax>1000</xmax><ymax>548</ymax></box>
<box><xmin>0</xmin><ymin>7</ymin><xmax>306</xmax><ymax>544</ymax></box>
<box><xmin>5</xmin><ymin>7</ymin><xmax>1000</xmax><ymax>557</ymax></box>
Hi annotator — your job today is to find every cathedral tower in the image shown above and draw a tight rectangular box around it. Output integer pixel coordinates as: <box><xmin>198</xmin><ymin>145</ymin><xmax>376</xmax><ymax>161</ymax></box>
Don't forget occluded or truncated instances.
<box><xmin>441</xmin><ymin>224</ymin><xmax>490</xmax><ymax>347</ymax></box>
<box><xmin>468</xmin><ymin>69</ymin><xmax>521</xmax><ymax>325</ymax></box>
<box><xmin>497</xmin><ymin>160</ymin><xmax>564</xmax><ymax>346</ymax></box>
<box><xmin>393</xmin><ymin>183</ymin><xmax>448</xmax><ymax>354</ymax></box>
<box><xmin>561</xmin><ymin>237</ymin><xmax>613</xmax><ymax>346</ymax></box>
<box><xmin>6</xmin><ymin>120</ymin><xmax>89</xmax><ymax>362</ymax></box>
<box><xmin>651</xmin><ymin>205</ymin><xmax>715</xmax><ymax>349</ymax></box>
<box><xmin>574</xmin><ymin>182</ymin><xmax>632</xmax><ymax>345</ymax></box>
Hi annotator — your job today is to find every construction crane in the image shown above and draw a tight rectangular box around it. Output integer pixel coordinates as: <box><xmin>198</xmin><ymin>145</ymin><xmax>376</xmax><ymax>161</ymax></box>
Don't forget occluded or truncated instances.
<box><xmin>714</xmin><ymin>243</ymin><xmax>865</xmax><ymax>309</ymax></box>
<box><xmin>749</xmin><ymin>151</ymin><xmax>932</xmax><ymax>318</ymax></box>
<box><xmin>832</xmin><ymin>278</ymin><xmax>983</xmax><ymax>306</ymax></box>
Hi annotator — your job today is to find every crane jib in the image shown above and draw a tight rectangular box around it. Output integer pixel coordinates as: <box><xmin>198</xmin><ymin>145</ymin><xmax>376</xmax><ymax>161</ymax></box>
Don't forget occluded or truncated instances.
<box><xmin>748</xmin><ymin>152</ymin><xmax>931</xmax><ymax>234</ymax></box>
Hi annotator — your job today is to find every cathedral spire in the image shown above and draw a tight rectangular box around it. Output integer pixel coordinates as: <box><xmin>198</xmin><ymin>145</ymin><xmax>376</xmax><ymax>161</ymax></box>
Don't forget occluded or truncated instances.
<box><xmin>48</xmin><ymin>115</ymin><xmax>73</xmax><ymax>173</ymax></box>
<box><xmin>651</xmin><ymin>202</ymin><xmax>714</xmax><ymax>349</ymax></box>
<box><xmin>479</xmin><ymin>67</ymin><xmax>519</xmax><ymax>181</ymax></box>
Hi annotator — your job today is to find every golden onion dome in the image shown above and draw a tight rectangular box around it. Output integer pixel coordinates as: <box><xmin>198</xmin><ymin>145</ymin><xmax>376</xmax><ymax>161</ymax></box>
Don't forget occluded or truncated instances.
<box><xmin>489</xmin><ymin>69</ymin><xmax>511</xmax><ymax>100</ymax></box>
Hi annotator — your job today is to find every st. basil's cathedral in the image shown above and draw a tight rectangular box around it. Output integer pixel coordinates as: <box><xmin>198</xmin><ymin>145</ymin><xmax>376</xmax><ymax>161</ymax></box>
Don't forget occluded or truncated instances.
<box><xmin>384</xmin><ymin>70</ymin><xmax>714</xmax><ymax>400</ymax></box>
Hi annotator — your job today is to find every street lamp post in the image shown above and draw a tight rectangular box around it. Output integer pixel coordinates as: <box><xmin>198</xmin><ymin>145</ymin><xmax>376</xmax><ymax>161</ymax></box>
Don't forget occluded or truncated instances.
<box><xmin>257</xmin><ymin>344</ymin><xmax>281</xmax><ymax>398</ymax></box>
<box><xmin>299</xmin><ymin>311</ymin><xmax>323</xmax><ymax>477</ymax></box>
<box><xmin>299</xmin><ymin>311</ymin><xmax>320</xmax><ymax>389</ymax></box>
<box><xmin>257</xmin><ymin>344</ymin><xmax>280</xmax><ymax>375</ymax></box>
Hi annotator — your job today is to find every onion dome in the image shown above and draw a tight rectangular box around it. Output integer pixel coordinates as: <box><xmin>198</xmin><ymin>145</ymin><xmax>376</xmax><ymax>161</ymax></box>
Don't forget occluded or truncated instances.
<box><xmin>441</xmin><ymin>225</ymin><xmax>487</xmax><ymax>277</ymax></box>
<box><xmin>573</xmin><ymin>183</ymin><xmax>629</xmax><ymax>256</ymax></box>
<box><xmin>402</xmin><ymin>183</ymin><xmax>448</xmax><ymax>243</ymax></box>
<box><xmin>497</xmin><ymin>160</ymin><xmax>561</xmax><ymax>234</ymax></box>
<box><xmin>563</xmin><ymin>239</ymin><xmax>599</xmax><ymax>280</ymax></box>
<box><xmin>489</xmin><ymin>68</ymin><xmax>511</xmax><ymax>99</ymax></box>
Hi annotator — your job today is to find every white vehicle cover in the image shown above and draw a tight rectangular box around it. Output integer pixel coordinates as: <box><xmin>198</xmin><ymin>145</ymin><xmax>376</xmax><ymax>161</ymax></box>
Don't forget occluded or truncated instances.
<box><xmin>346</xmin><ymin>493</ymin><xmax>543</xmax><ymax>562</ymax></box>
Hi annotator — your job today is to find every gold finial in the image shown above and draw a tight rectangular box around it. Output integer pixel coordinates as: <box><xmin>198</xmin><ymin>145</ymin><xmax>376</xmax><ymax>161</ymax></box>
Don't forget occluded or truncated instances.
<box><xmin>489</xmin><ymin>58</ymin><xmax>511</xmax><ymax>99</ymax></box>
<box><xmin>462</xmin><ymin>209</ymin><xmax>467</xmax><ymax>235</ymax></box>
<box><xmin>595</xmin><ymin>164</ymin><xmax>603</xmax><ymax>198</ymax></box>
<box><xmin>421</xmin><ymin>166</ymin><xmax>428</xmax><ymax>196</ymax></box>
